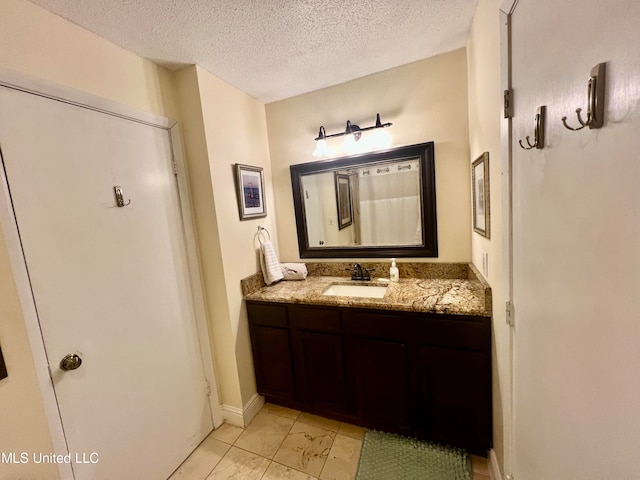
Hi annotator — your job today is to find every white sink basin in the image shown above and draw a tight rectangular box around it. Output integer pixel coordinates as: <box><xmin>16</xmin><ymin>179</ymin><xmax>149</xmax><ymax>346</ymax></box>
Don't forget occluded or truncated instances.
<box><xmin>322</xmin><ymin>283</ymin><xmax>388</xmax><ymax>299</ymax></box>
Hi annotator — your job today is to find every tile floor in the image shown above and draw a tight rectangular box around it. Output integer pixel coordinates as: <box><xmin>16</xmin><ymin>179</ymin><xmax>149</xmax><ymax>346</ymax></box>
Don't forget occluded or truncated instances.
<box><xmin>169</xmin><ymin>403</ymin><xmax>491</xmax><ymax>480</ymax></box>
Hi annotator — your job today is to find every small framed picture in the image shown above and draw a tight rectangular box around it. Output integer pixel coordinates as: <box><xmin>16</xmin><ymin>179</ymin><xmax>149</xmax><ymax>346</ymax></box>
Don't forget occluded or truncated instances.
<box><xmin>234</xmin><ymin>164</ymin><xmax>267</xmax><ymax>220</ymax></box>
<box><xmin>472</xmin><ymin>152</ymin><xmax>490</xmax><ymax>238</ymax></box>
<box><xmin>334</xmin><ymin>173</ymin><xmax>353</xmax><ymax>230</ymax></box>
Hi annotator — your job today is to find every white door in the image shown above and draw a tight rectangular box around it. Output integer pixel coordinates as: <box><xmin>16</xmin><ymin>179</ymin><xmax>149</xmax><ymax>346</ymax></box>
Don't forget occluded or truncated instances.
<box><xmin>302</xmin><ymin>175</ymin><xmax>326</xmax><ymax>246</ymax></box>
<box><xmin>510</xmin><ymin>1</ymin><xmax>640</xmax><ymax>478</ymax></box>
<box><xmin>0</xmin><ymin>85</ymin><xmax>213</xmax><ymax>479</ymax></box>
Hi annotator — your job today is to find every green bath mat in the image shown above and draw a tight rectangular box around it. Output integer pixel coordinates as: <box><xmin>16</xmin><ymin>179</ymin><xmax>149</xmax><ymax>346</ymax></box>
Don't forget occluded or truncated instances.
<box><xmin>355</xmin><ymin>430</ymin><xmax>472</xmax><ymax>480</ymax></box>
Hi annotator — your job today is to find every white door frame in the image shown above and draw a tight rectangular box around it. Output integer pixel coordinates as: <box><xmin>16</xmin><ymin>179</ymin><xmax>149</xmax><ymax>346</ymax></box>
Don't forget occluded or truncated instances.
<box><xmin>498</xmin><ymin>1</ymin><xmax>518</xmax><ymax>480</ymax></box>
<box><xmin>0</xmin><ymin>67</ymin><xmax>223</xmax><ymax>480</ymax></box>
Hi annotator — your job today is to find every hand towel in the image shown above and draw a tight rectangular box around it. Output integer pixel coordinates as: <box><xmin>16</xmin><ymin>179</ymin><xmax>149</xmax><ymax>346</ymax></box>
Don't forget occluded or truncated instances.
<box><xmin>260</xmin><ymin>240</ymin><xmax>284</xmax><ymax>285</ymax></box>
<box><xmin>281</xmin><ymin>263</ymin><xmax>308</xmax><ymax>280</ymax></box>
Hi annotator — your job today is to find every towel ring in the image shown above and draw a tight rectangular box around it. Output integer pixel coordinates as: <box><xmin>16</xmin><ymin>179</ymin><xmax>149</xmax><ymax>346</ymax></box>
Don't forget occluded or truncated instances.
<box><xmin>256</xmin><ymin>226</ymin><xmax>271</xmax><ymax>246</ymax></box>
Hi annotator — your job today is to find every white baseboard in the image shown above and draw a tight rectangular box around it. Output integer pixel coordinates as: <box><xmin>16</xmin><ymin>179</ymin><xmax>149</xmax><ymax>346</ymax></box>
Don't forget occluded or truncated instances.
<box><xmin>243</xmin><ymin>393</ymin><xmax>265</xmax><ymax>425</ymax></box>
<box><xmin>221</xmin><ymin>393</ymin><xmax>265</xmax><ymax>427</ymax></box>
<box><xmin>489</xmin><ymin>449</ymin><xmax>503</xmax><ymax>480</ymax></box>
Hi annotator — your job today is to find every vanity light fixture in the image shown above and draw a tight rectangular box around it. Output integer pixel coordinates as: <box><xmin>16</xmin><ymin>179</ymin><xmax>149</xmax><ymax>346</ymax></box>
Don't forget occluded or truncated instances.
<box><xmin>312</xmin><ymin>113</ymin><xmax>392</xmax><ymax>157</ymax></box>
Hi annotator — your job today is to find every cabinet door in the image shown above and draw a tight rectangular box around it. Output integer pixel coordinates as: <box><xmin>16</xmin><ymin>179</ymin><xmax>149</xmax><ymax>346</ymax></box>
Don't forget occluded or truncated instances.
<box><xmin>247</xmin><ymin>302</ymin><xmax>296</xmax><ymax>405</ymax></box>
<box><xmin>352</xmin><ymin>337</ymin><xmax>410</xmax><ymax>430</ymax></box>
<box><xmin>294</xmin><ymin>330</ymin><xmax>349</xmax><ymax>415</ymax></box>
<box><xmin>290</xmin><ymin>305</ymin><xmax>349</xmax><ymax>416</ymax></box>
<box><xmin>250</xmin><ymin>325</ymin><xmax>296</xmax><ymax>404</ymax></box>
<box><xmin>344</xmin><ymin>310</ymin><xmax>410</xmax><ymax>430</ymax></box>
<box><xmin>415</xmin><ymin>345</ymin><xmax>491</xmax><ymax>451</ymax></box>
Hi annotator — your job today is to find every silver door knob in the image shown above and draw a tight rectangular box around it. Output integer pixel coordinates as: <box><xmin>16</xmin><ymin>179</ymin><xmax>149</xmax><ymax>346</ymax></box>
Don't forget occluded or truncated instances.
<box><xmin>60</xmin><ymin>354</ymin><xmax>82</xmax><ymax>371</ymax></box>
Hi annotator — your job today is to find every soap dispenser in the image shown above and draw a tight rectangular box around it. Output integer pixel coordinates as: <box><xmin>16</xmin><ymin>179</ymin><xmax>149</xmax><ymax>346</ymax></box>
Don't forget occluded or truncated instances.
<box><xmin>389</xmin><ymin>258</ymin><xmax>399</xmax><ymax>282</ymax></box>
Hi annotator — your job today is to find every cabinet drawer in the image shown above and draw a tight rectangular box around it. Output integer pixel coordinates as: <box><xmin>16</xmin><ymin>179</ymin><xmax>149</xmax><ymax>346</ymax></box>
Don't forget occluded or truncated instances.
<box><xmin>290</xmin><ymin>306</ymin><xmax>341</xmax><ymax>332</ymax></box>
<box><xmin>344</xmin><ymin>311</ymin><xmax>406</xmax><ymax>341</ymax></box>
<box><xmin>247</xmin><ymin>302</ymin><xmax>288</xmax><ymax>328</ymax></box>
<box><xmin>411</xmin><ymin>316</ymin><xmax>490</xmax><ymax>351</ymax></box>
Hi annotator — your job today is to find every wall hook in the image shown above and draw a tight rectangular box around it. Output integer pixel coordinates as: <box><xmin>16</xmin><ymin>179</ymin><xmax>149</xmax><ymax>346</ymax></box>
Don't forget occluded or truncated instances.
<box><xmin>561</xmin><ymin>63</ymin><xmax>606</xmax><ymax>131</ymax></box>
<box><xmin>519</xmin><ymin>106</ymin><xmax>546</xmax><ymax>150</ymax></box>
<box><xmin>113</xmin><ymin>186</ymin><xmax>131</xmax><ymax>207</ymax></box>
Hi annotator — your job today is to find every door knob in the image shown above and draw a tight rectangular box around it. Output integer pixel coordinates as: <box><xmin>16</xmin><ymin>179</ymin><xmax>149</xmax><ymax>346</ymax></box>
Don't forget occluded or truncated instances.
<box><xmin>60</xmin><ymin>354</ymin><xmax>82</xmax><ymax>371</ymax></box>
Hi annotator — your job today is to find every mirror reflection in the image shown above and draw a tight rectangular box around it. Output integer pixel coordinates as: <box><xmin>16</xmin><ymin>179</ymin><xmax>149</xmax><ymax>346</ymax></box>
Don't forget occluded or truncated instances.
<box><xmin>301</xmin><ymin>157</ymin><xmax>422</xmax><ymax>248</ymax></box>
<box><xmin>290</xmin><ymin>142</ymin><xmax>438</xmax><ymax>258</ymax></box>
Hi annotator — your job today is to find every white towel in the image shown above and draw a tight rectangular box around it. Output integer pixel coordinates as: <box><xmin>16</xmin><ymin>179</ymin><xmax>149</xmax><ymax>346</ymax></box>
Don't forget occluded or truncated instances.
<box><xmin>281</xmin><ymin>263</ymin><xmax>308</xmax><ymax>280</ymax></box>
<box><xmin>260</xmin><ymin>240</ymin><xmax>284</xmax><ymax>285</ymax></box>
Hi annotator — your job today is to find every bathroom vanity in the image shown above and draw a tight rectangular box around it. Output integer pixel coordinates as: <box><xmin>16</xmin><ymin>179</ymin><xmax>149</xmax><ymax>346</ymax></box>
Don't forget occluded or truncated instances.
<box><xmin>243</xmin><ymin>263</ymin><xmax>492</xmax><ymax>455</ymax></box>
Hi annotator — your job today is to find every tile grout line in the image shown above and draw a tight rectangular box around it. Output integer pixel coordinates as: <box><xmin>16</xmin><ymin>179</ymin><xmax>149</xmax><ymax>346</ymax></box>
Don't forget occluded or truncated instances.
<box><xmin>203</xmin><ymin>411</ymin><xmax>362</xmax><ymax>480</ymax></box>
<box><xmin>257</xmin><ymin>459</ymin><xmax>274</xmax><ymax>480</ymax></box>
<box><xmin>171</xmin><ymin>429</ymin><xmax>232</xmax><ymax>480</ymax></box>
<box><xmin>270</xmin><ymin>408</ymin><xmax>336</xmax><ymax>479</ymax></box>
<box><xmin>231</xmin><ymin>407</ymin><xmax>348</xmax><ymax>480</ymax></box>
<box><xmin>235</xmin><ymin>406</ymin><xmax>301</xmax><ymax>479</ymax></box>
<box><xmin>256</xmin><ymin>412</ymin><xmax>300</xmax><ymax>479</ymax></box>
<box><xmin>201</xmin><ymin>440</ymin><xmax>233</xmax><ymax>480</ymax></box>
<box><xmin>270</xmin><ymin>410</ymin><xmax>298</xmax><ymax>460</ymax></box>
<box><xmin>317</xmin><ymin>420</ymin><xmax>344</xmax><ymax>480</ymax></box>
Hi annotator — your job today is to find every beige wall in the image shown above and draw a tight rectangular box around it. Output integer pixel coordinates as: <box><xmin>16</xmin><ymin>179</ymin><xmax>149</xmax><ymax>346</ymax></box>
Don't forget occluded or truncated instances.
<box><xmin>0</xmin><ymin>0</ymin><xmax>177</xmax><ymax>120</ymax></box>
<box><xmin>466</xmin><ymin>0</ymin><xmax>507</xmax><ymax>475</ymax></box>
<box><xmin>193</xmin><ymin>66</ymin><xmax>275</xmax><ymax>408</ymax></box>
<box><xmin>172</xmin><ymin>66</ymin><xmax>239</xmax><ymax>408</ymax></box>
<box><xmin>0</xmin><ymin>1</ymin><xmax>182</xmax><ymax>478</ymax></box>
<box><xmin>266</xmin><ymin>49</ymin><xmax>472</xmax><ymax>263</ymax></box>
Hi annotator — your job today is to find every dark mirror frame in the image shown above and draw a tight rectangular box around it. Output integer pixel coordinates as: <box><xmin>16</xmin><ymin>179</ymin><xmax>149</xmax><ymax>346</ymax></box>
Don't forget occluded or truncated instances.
<box><xmin>290</xmin><ymin>141</ymin><xmax>438</xmax><ymax>258</ymax></box>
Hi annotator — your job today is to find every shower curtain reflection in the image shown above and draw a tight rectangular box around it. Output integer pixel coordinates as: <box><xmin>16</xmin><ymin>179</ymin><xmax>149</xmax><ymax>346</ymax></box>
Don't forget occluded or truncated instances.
<box><xmin>357</xmin><ymin>165</ymin><xmax>421</xmax><ymax>246</ymax></box>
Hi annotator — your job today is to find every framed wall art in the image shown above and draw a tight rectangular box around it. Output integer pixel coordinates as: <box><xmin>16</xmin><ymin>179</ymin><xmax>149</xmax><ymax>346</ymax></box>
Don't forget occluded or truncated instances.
<box><xmin>334</xmin><ymin>173</ymin><xmax>353</xmax><ymax>230</ymax></box>
<box><xmin>234</xmin><ymin>164</ymin><xmax>267</xmax><ymax>220</ymax></box>
<box><xmin>472</xmin><ymin>152</ymin><xmax>490</xmax><ymax>238</ymax></box>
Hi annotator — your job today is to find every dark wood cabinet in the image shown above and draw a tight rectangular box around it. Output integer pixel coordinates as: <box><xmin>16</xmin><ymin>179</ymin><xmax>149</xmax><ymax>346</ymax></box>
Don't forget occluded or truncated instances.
<box><xmin>344</xmin><ymin>310</ymin><xmax>411</xmax><ymax>432</ymax></box>
<box><xmin>290</xmin><ymin>306</ymin><xmax>349</xmax><ymax>416</ymax></box>
<box><xmin>294</xmin><ymin>330</ymin><xmax>349</xmax><ymax>415</ymax></box>
<box><xmin>246</xmin><ymin>300</ymin><xmax>492</xmax><ymax>455</ymax></box>
<box><xmin>410</xmin><ymin>314</ymin><xmax>492</xmax><ymax>453</ymax></box>
<box><xmin>247</xmin><ymin>303</ymin><xmax>296</xmax><ymax>406</ymax></box>
<box><xmin>414</xmin><ymin>345</ymin><xmax>490</xmax><ymax>451</ymax></box>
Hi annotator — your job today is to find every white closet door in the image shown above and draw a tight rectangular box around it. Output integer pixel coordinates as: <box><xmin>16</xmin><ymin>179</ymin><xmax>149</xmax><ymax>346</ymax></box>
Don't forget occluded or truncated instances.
<box><xmin>0</xmin><ymin>86</ymin><xmax>212</xmax><ymax>480</ymax></box>
<box><xmin>510</xmin><ymin>1</ymin><xmax>640</xmax><ymax>478</ymax></box>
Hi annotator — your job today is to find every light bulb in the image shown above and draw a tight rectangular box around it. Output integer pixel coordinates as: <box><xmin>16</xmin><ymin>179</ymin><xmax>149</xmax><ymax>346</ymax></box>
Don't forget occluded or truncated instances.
<box><xmin>342</xmin><ymin>134</ymin><xmax>356</xmax><ymax>153</ymax></box>
<box><xmin>372</xmin><ymin>129</ymin><xmax>391</xmax><ymax>150</ymax></box>
<box><xmin>312</xmin><ymin>139</ymin><xmax>328</xmax><ymax>157</ymax></box>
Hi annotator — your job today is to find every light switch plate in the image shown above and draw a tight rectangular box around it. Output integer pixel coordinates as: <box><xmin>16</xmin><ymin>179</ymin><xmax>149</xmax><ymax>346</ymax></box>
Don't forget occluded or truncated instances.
<box><xmin>482</xmin><ymin>250</ymin><xmax>489</xmax><ymax>277</ymax></box>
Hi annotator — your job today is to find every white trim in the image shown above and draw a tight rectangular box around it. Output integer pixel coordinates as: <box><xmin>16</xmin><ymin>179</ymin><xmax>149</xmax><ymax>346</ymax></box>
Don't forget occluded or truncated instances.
<box><xmin>242</xmin><ymin>393</ymin><xmax>265</xmax><ymax>426</ymax></box>
<box><xmin>500</xmin><ymin>8</ymin><xmax>516</xmax><ymax>480</ymax></box>
<box><xmin>0</xmin><ymin>68</ymin><xmax>222</xmax><ymax>476</ymax></box>
<box><xmin>221</xmin><ymin>394</ymin><xmax>265</xmax><ymax>428</ymax></box>
<box><xmin>170</xmin><ymin>125</ymin><xmax>224</xmax><ymax>428</ymax></box>
<box><xmin>221</xmin><ymin>404</ymin><xmax>245</xmax><ymax>427</ymax></box>
<box><xmin>0</xmin><ymin>67</ymin><xmax>172</xmax><ymax>129</ymax></box>
<box><xmin>489</xmin><ymin>449</ymin><xmax>503</xmax><ymax>480</ymax></box>
<box><xmin>500</xmin><ymin>0</ymin><xmax>519</xmax><ymax>14</ymax></box>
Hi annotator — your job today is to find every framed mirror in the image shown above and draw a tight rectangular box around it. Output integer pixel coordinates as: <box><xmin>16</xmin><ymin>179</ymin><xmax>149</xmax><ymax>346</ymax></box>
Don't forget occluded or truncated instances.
<box><xmin>290</xmin><ymin>142</ymin><xmax>437</xmax><ymax>258</ymax></box>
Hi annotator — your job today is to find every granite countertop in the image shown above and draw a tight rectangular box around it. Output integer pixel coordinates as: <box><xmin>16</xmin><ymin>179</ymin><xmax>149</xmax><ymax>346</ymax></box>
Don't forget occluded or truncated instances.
<box><xmin>243</xmin><ymin>262</ymin><xmax>491</xmax><ymax>317</ymax></box>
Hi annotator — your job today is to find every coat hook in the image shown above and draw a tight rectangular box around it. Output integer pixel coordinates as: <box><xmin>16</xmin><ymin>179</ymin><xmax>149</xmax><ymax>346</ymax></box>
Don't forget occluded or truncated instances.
<box><xmin>561</xmin><ymin>63</ymin><xmax>606</xmax><ymax>131</ymax></box>
<box><xmin>113</xmin><ymin>186</ymin><xmax>131</xmax><ymax>207</ymax></box>
<box><xmin>519</xmin><ymin>106</ymin><xmax>546</xmax><ymax>150</ymax></box>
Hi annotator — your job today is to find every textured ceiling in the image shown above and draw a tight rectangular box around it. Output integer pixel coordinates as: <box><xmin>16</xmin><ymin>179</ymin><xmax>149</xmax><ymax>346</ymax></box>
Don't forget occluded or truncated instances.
<box><xmin>29</xmin><ymin>0</ymin><xmax>479</xmax><ymax>103</ymax></box>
